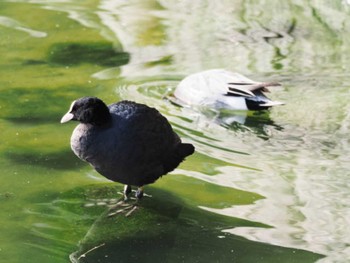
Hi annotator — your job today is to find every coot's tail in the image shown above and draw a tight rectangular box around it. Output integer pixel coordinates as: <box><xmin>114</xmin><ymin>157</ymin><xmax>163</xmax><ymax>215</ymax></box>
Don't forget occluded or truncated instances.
<box><xmin>178</xmin><ymin>143</ymin><xmax>195</xmax><ymax>158</ymax></box>
<box><xmin>163</xmin><ymin>143</ymin><xmax>195</xmax><ymax>174</ymax></box>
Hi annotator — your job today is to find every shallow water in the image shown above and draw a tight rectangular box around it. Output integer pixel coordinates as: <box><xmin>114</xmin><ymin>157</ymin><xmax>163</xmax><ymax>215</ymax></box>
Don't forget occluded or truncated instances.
<box><xmin>1</xmin><ymin>0</ymin><xmax>350</xmax><ymax>262</ymax></box>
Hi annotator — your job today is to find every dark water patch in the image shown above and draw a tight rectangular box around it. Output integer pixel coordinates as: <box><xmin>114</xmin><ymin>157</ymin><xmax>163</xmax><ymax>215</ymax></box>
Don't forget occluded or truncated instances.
<box><xmin>17</xmin><ymin>178</ymin><xmax>323</xmax><ymax>263</ymax></box>
<box><xmin>0</xmin><ymin>86</ymin><xmax>91</xmax><ymax>123</ymax></box>
<box><xmin>167</xmin><ymin>96</ymin><xmax>283</xmax><ymax>140</ymax></box>
<box><xmin>172</xmin><ymin>115</ymin><xmax>193</xmax><ymax>123</ymax></box>
<box><xmin>0</xmin><ymin>192</ymin><xmax>15</xmax><ymax>201</ymax></box>
<box><xmin>22</xmin><ymin>59</ymin><xmax>47</xmax><ymax>66</ymax></box>
<box><xmin>144</xmin><ymin>55</ymin><xmax>173</xmax><ymax>67</ymax></box>
<box><xmin>160</xmin><ymin>174</ymin><xmax>263</xmax><ymax>208</ymax></box>
<box><xmin>186</xmin><ymin>151</ymin><xmax>258</xmax><ymax>176</ymax></box>
<box><xmin>172</xmin><ymin>122</ymin><xmax>221</xmax><ymax>142</ymax></box>
<box><xmin>218</xmin><ymin>110</ymin><xmax>284</xmax><ymax>140</ymax></box>
<box><xmin>19</xmin><ymin>192</ymin><xmax>95</xmax><ymax>263</ymax></box>
<box><xmin>188</xmin><ymin>135</ymin><xmax>250</xmax><ymax>156</ymax></box>
<box><xmin>73</xmin><ymin>226</ymin><xmax>323</xmax><ymax>263</ymax></box>
<box><xmin>183</xmin><ymin>151</ymin><xmax>232</xmax><ymax>176</ymax></box>
<box><xmin>66</xmin><ymin>185</ymin><xmax>323</xmax><ymax>263</ymax></box>
<box><xmin>47</xmin><ymin>42</ymin><xmax>130</xmax><ymax>67</ymax></box>
<box><xmin>4</xmin><ymin>116</ymin><xmax>60</xmax><ymax>125</ymax></box>
<box><xmin>5</xmin><ymin>149</ymin><xmax>85</xmax><ymax>170</ymax></box>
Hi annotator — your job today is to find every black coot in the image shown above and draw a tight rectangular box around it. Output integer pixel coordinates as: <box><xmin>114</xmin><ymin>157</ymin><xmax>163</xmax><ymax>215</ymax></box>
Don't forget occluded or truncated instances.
<box><xmin>61</xmin><ymin>97</ymin><xmax>194</xmax><ymax>199</ymax></box>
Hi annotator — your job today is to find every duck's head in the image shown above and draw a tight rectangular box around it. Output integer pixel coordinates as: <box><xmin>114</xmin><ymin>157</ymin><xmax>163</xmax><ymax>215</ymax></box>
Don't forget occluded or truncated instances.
<box><xmin>60</xmin><ymin>97</ymin><xmax>111</xmax><ymax>126</ymax></box>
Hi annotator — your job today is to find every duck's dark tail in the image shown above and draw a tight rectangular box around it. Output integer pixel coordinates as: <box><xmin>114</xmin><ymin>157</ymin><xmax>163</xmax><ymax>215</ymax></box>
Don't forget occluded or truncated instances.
<box><xmin>163</xmin><ymin>143</ymin><xmax>195</xmax><ymax>174</ymax></box>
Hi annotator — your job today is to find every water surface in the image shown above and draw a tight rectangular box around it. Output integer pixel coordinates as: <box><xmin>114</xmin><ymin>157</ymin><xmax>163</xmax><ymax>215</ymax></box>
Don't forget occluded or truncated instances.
<box><xmin>1</xmin><ymin>0</ymin><xmax>350</xmax><ymax>262</ymax></box>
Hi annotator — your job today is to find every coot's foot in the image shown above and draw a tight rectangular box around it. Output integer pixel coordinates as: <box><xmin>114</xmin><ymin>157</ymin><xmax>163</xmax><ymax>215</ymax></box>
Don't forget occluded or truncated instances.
<box><xmin>107</xmin><ymin>186</ymin><xmax>146</xmax><ymax>217</ymax></box>
<box><xmin>107</xmin><ymin>199</ymin><xmax>139</xmax><ymax>217</ymax></box>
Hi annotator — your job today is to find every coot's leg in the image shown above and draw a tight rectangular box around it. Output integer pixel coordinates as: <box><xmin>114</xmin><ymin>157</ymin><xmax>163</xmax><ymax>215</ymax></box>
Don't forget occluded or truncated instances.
<box><xmin>108</xmin><ymin>185</ymin><xmax>142</xmax><ymax>217</ymax></box>
<box><xmin>123</xmin><ymin>185</ymin><xmax>132</xmax><ymax>200</ymax></box>
<box><xmin>135</xmin><ymin>186</ymin><xmax>144</xmax><ymax>200</ymax></box>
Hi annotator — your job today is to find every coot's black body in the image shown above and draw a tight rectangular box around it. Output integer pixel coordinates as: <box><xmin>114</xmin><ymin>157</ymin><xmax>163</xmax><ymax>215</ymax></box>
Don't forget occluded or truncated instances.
<box><xmin>61</xmin><ymin>97</ymin><xmax>194</xmax><ymax>188</ymax></box>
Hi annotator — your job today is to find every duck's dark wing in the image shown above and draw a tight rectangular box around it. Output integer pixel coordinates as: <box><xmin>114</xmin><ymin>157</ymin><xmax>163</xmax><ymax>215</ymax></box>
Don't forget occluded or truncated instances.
<box><xmin>227</xmin><ymin>82</ymin><xmax>281</xmax><ymax>97</ymax></box>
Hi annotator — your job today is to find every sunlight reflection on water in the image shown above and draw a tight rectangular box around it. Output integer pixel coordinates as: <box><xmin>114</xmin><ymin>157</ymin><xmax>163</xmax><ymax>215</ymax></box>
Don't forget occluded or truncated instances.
<box><xmin>113</xmin><ymin>74</ymin><xmax>350</xmax><ymax>261</ymax></box>
<box><xmin>100</xmin><ymin>2</ymin><xmax>350</xmax><ymax>257</ymax></box>
<box><xmin>1</xmin><ymin>0</ymin><xmax>350</xmax><ymax>262</ymax></box>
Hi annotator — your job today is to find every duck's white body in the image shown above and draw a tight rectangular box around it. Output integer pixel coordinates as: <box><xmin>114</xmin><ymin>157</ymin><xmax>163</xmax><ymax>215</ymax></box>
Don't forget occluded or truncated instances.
<box><xmin>174</xmin><ymin>69</ymin><xmax>284</xmax><ymax>111</ymax></box>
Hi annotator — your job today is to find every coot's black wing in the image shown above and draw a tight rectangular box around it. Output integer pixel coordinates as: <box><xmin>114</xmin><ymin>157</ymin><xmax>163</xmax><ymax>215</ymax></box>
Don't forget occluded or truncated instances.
<box><xmin>108</xmin><ymin>101</ymin><xmax>186</xmax><ymax>185</ymax></box>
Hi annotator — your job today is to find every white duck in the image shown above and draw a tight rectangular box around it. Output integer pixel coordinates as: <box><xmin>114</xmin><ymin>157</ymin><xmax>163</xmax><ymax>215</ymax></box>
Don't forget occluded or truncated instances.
<box><xmin>174</xmin><ymin>69</ymin><xmax>284</xmax><ymax>111</ymax></box>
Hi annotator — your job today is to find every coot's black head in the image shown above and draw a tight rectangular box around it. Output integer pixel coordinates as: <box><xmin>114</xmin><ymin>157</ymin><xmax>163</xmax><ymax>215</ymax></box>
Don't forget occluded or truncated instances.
<box><xmin>60</xmin><ymin>97</ymin><xmax>111</xmax><ymax>126</ymax></box>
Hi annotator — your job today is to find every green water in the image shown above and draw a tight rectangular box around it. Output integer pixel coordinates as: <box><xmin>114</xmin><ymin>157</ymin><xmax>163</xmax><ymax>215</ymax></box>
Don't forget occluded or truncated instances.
<box><xmin>1</xmin><ymin>0</ymin><xmax>350</xmax><ymax>262</ymax></box>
